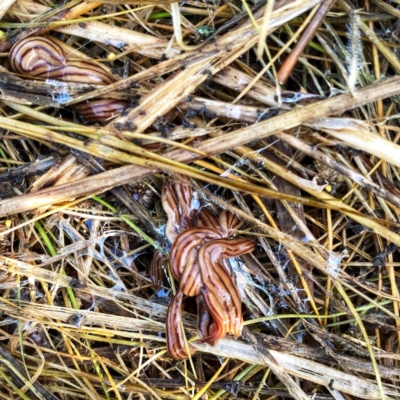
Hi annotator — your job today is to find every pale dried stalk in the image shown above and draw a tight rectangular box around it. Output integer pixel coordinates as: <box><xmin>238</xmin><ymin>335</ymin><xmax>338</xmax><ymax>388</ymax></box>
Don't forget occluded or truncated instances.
<box><xmin>187</xmin><ymin>76</ymin><xmax>400</xmax><ymax>158</ymax></box>
<box><xmin>193</xmin><ymin>339</ymin><xmax>398</xmax><ymax>400</ymax></box>
<box><xmin>9</xmin><ymin>1</ymin><xmax>319</xmax><ymax>127</ymax></box>
<box><xmin>212</xmin><ymin>65</ymin><xmax>283</xmax><ymax>108</ymax></box>
<box><xmin>0</xmin><ymin>256</ymin><xmax>171</xmax><ymax>321</ymax></box>
<box><xmin>0</xmin><ymin>116</ymin><xmax>331</xmax><ymax>277</ymax></box>
<box><xmin>277</xmin><ymin>131</ymin><xmax>400</xmax><ymax>208</ymax></box>
<box><xmin>30</xmin><ymin>154</ymin><xmax>90</xmax><ymax>193</ymax></box>
<box><xmin>170</xmin><ymin>2</ymin><xmax>202</xmax><ymax>52</ymax></box>
<box><xmin>0</xmin><ymin>301</ymin><xmax>163</xmax><ymax>335</ymax></box>
<box><xmin>372</xmin><ymin>0</ymin><xmax>400</xmax><ymax>18</ymax></box>
<box><xmin>245</xmin><ymin>334</ymin><xmax>311</xmax><ymax>400</ymax></box>
<box><xmin>2</xmin><ymin>256</ymin><xmax>395</xmax><ymax>399</ymax></box>
<box><xmin>235</xmin><ymin>143</ymin><xmax>400</xmax><ymax>247</ymax></box>
<box><xmin>0</xmin><ymin>114</ymin><xmax>337</xmax><ymax>210</ymax></box>
<box><xmin>0</xmin><ymin>0</ymin><xmax>16</xmax><ymax>20</ymax></box>
<box><xmin>68</xmin><ymin>64</ymin><xmax>282</xmax><ymax>109</ymax></box>
<box><xmin>179</xmin><ymin>97</ymin><xmax>400</xmax><ymax>208</ymax></box>
<box><xmin>0</xmin><ymin>121</ymin><xmax>388</xmax><ymax>240</ymax></box>
<box><xmin>12</xmin><ymin>0</ymin><xmax>177</xmax><ymax>59</ymax></box>
<box><xmin>110</xmin><ymin>66</ymin><xmax>212</xmax><ymax>133</ymax></box>
<box><xmin>179</xmin><ymin>97</ymin><xmax>263</xmax><ymax>123</ymax></box>
<box><xmin>1</xmin><ymin>76</ymin><xmax>400</xmax><ymax>214</ymax></box>
<box><xmin>108</xmin><ymin>0</ymin><xmax>321</xmax><ymax>133</ymax></box>
<box><xmin>58</xmin><ymin>21</ymin><xmax>173</xmax><ymax>59</ymax></box>
<box><xmin>308</xmin><ymin>118</ymin><xmax>400</xmax><ymax>169</ymax></box>
<box><xmin>145</xmin><ymin>125</ymin><xmax>212</xmax><ymax>142</ymax></box>
<box><xmin>20</xmin><ymin>4</ymin><xmax>306</xmax><ymax>108</ymax></box>
<box><xmin>256</xmin><ymin>0</ymin><xmax>274</xmax><ymax>60</ymax></box>
<box><xmin>1</xmin><ymin>1</ymin><xmax>104</xmax><ymax>51</ymax></box>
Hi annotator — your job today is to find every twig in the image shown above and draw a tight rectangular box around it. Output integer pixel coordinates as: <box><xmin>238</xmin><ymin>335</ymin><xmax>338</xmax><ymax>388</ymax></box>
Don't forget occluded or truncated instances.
<box><xmin>277</xmin><ymin>0</ymin><xmax>336</xmax><ymax>84</ymax></box>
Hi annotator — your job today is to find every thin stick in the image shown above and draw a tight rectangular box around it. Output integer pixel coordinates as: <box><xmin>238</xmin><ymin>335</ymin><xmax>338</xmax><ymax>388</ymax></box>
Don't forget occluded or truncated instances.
<box><xmin>277</xmin><ymin>0</ymin><xmax>336</xmax><ymax>84</ymax></box>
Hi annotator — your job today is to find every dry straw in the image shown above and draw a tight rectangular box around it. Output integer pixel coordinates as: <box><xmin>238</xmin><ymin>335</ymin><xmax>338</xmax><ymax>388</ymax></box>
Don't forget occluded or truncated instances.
<box><xmin>0</xmin><ymin>0</ymin><xmax>400</xmax><ymax>399</ymax></box>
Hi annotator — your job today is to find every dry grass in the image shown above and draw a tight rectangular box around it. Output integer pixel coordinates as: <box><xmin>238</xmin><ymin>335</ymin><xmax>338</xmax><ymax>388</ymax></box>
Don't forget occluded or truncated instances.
<box><xmin>0</xmin><ymin>0</ymin><xmax>400</xmax><ymax>399</ymax></box>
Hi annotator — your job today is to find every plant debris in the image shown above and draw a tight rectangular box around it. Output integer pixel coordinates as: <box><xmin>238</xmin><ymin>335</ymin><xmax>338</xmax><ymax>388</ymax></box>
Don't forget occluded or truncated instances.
<box><xmin>0</xmin><ymin>0</ymin><xmax>400</xmax><ymax>399</ymax></box>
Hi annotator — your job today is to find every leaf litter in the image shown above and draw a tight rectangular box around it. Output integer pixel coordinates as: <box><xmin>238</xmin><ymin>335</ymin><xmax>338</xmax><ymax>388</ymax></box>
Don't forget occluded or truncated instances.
<box><xmin>0</xmin><ymin>0</ymin><xmax>400</xmax><ymax>399</ymax></box>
